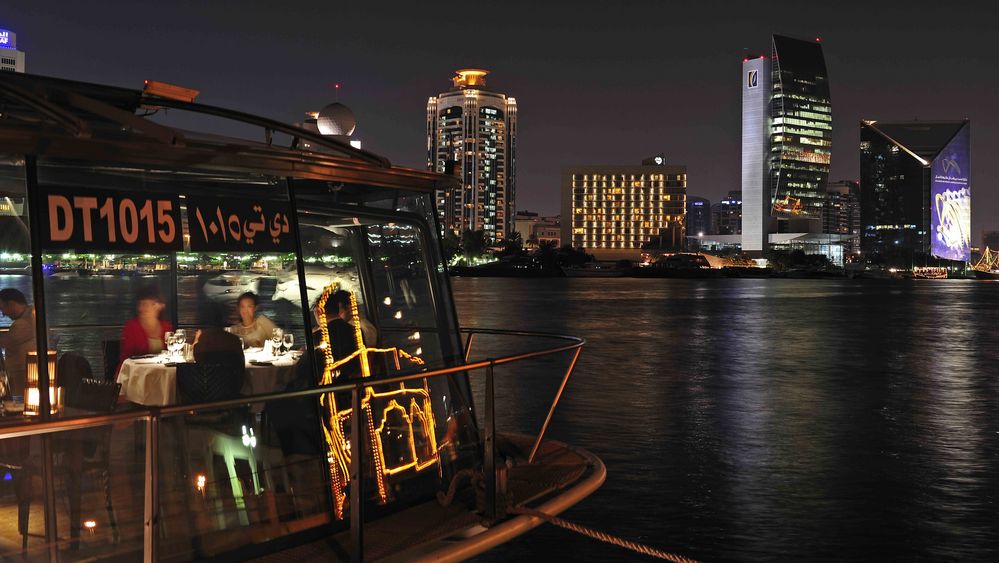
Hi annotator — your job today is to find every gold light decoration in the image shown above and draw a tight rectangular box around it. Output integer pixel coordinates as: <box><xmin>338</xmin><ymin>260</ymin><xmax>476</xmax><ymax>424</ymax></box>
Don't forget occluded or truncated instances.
<box><xmin>25</xmin><ymin>350</ymin><xmax>58</xmax><ymax>416</ymax></box>
<box><xmin>316</xmin><ymin>284</ymin><xmax>439</xmax><ymax>519</ymax></box>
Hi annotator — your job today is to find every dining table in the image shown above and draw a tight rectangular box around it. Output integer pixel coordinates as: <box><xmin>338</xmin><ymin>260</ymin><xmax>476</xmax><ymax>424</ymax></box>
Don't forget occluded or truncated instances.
<box><xmin>117</xmin><ymin>348</ymin><xmax>301</xmax><ymax>406</ymax></box>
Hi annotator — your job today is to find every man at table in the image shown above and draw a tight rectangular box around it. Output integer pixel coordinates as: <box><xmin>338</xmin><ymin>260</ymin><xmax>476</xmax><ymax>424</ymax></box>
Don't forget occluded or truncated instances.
<box><xmin>195</xmin><ymin>305</ymin><xmax>244</xmax><ymax>366</ymax></box>
<box><xmin>0</xmin><ymin>288</ymin><xmax>36</xmax><ymax>397</ymax></box>
<box><xmin>231</xmin><ymin>291</ymin><xmax>276</xmax><ymax>348</ymax></box>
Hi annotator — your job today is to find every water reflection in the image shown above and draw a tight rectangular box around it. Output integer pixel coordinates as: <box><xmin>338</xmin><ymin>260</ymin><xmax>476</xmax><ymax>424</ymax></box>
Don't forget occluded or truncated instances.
<box><xmin>456</xmin><ymin>278</ymin><xmax>999</xmax><ymax>562</ymax></box>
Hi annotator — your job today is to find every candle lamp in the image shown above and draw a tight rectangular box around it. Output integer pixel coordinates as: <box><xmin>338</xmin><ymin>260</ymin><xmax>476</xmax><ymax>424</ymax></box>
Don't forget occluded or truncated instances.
<box><xmin>25</xmin><ymin>350</ymin><xmax>59</xmax><ymax>416</ymax></box>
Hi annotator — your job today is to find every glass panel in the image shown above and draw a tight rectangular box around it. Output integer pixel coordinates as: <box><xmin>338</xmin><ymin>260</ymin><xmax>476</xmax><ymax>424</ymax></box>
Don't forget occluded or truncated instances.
<box><xmin>0</xmin><ymin>420</ymin><xmax>147</xmax><ymax>560</ymax></box>
<box><xmin>156</xmin><ymin>392</ymin><xmax>331</xmax><ymax>559</ymax></box>
<box><xmin>0</xmin><ymin>156</ymin><xmax>34</xmax><ymax>416</ymax></box>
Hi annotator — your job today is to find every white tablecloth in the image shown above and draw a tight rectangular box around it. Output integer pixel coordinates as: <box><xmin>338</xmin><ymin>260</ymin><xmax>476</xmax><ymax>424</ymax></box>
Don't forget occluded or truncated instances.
<box><xmin>117</xmin><ymin>349</ymin><xmax>300</xmax><ymax>406</ymax></box>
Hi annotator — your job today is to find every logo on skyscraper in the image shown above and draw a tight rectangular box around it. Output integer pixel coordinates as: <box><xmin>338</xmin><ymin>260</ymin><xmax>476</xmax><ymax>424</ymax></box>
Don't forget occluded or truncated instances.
<box><xmin>747</xmin><ymin>70</ymin><xmax>758</xmax><ymax>89</ymax></box>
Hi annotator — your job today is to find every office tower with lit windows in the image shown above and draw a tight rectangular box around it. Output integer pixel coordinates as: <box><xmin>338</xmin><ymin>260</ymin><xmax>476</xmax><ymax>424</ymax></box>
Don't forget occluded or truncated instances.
<box><xmin>427</xmin><ymin>69</ymin><xmax>517</xmax><ymax>240</ymax></box>
<box><xmin>0</xmin><ymin>29</ymin><xmax>25</xmax><ymax>72</ymax></box>
<box><xmin>742</xmin><ymin>34</ymin><xmax>833</xmax><ymax>256</ymax></box>
<box><xmin>687</xmin><ymin>197</ymin><xmax>711</xmax><ymax>237</ymax></box>
<box><xmin>713</xmin><ymin>191</ymin><xmax>743</xmax><ymax>235</ymax></box>
<box><xmin>561</xmin><ymin>158</ymin><xmax>687</xmax><ymax>260</ymax></box>
<box><xmin>859</xmin><ymin>120</ymin><xmax>971</xmax><ymax>265</ymax></box>
<box><xmin>823</xmin><ymin>180</ymin><xmax>860</xmax><ymax>255</ymax></box>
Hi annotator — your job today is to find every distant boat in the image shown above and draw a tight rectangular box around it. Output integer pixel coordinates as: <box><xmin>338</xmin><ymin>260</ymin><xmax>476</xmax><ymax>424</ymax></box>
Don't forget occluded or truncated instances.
<box><xmin>912</xmin><ymin>266</ymin><xmax>948</xmax><ymax>280</ymax></box>
<box><xmin>561</xmin><ymin>262</ymin><xmax>627</xmax><ymax>277</ymax></box>
<box><xmin>973</xmin><ymin>247</ymin><xmax>999</xmax><ymax>280</ymax></box>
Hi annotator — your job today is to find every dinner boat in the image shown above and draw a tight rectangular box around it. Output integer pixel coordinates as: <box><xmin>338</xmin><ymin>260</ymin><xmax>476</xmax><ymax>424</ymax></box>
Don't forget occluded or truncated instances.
<box><xmin>0</xmin><ymin>73</ymin><xmax>603</xmax><ymax>561</ymax></box>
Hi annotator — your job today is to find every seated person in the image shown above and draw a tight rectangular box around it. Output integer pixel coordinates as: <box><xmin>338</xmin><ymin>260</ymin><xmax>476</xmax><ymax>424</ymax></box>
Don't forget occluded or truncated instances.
<box><xmin>230</xmin><ymin>291</ymin><xmax>276</xmax><ymax>348</ymax></box>
<box><xmin>325</xmin><ymin>290</ymin><xmax>361</xmax><ymax>377</ymax></box>
<box><xmin>0</xmin><ymin>288</ymin><xmax>36</xmax><ymax>397</ymax></box>
<box><xmin>118</xmin><ymin>285</ymin><xmax>172</xmax><ymax>373</ymax></box>
<box><xmin>194</xmin><ymin>304</ymin><xmax>244</xmax><ymax>366</ymax></box>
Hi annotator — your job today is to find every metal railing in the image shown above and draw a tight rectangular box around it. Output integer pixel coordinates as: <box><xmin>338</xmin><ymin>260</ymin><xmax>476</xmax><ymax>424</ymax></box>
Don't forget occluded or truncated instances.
<box><xmin>0</xmin><ymin>327</ymin><xmax>585</xmax><ymax>562</ymax></box>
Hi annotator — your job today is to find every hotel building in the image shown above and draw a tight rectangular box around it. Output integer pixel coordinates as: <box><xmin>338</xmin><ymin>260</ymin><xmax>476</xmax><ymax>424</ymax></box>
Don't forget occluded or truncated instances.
<box><xmin>427</xmin><ymin>69</ymin><xmax>517</xmax><ymax>240</ymax></box>
<box><xmin>741</xmin><ymin>35</ymin><xmax>834</xmax><ymax>256</ymax></box>
<box><xmin>0</xmin><ymin>29</ymin><xmax>25</xmax><ymax>72</ymax></box>
<box><xmin>561</xmin><ymin>159</ymin><xmax>687</xmax><ymax>260</ymax></box>
<box><xmin>859</xmin><ymin>120</ymin><xmax>971</xmax><ymax>265</ymax></box>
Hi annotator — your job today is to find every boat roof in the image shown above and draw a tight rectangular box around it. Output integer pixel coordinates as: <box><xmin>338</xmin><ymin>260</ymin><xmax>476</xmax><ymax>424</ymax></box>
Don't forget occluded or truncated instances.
<box><xmin>0</xmin><ymin>72</ymin><xmax>456</xmax><ymax>193</ymax></box>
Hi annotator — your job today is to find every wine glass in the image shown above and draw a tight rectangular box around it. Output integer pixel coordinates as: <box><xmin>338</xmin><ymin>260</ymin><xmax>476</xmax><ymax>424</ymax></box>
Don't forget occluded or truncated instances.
<box><xmin>164</xmin><ymin>332</ymin><xmax>174</xmax><ymax>355</ymax></box>
<box><xmin>283</xmin><ymin>333</ymin><xmax>294</xmax><ymax>354</ymax></box>
<box><xmin>271</xmin><ymin>327</ymin><xmax>284</xmax><ymax>355</ymax></box>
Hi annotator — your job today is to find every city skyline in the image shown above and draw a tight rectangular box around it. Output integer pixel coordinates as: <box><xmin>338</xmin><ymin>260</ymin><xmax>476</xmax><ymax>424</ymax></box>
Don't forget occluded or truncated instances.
<box><xmin>5</xmin><ymin>1</ymin><xmax>997</xmax><ymax>236</ymax></box>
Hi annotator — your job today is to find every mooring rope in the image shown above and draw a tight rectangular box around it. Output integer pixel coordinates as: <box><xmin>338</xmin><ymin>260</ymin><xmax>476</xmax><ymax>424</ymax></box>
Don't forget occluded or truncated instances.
<box><xmin>510</xmin><ymin>506</ymin><xmax>701</xmax><ymax>563</ymax></box>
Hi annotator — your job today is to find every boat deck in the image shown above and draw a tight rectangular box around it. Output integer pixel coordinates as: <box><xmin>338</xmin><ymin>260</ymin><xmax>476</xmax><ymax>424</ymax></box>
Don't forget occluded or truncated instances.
<box><xmin>251</xmin><ymin>433</ymin><xmax>604</xmax><ymax>562</ymax></box>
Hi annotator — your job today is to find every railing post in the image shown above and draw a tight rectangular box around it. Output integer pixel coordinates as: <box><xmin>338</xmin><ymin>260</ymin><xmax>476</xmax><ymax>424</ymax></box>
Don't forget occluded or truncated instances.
<box><xmin>350</xmin><ymin>384</ymin><xmax>364</xmax><ymax>563</ymax></box>
<box><xmin>144</xmin><ymin>414</ymin><xmax>160</xmax><ymax>563</ymax></box>
<box><xmin>483</xmin><ymin>361</ymin><xmax>496</xmax><ymax>520</ymax></box>
<box><xmin>528</xmin><ymin>347</ymin><xmax>582</xmax><ymax>464</ymax></box>
<box><xmin>463</xmin><ymin>332</ymin><xmax>475</xmax><ymax>363</ymax></box>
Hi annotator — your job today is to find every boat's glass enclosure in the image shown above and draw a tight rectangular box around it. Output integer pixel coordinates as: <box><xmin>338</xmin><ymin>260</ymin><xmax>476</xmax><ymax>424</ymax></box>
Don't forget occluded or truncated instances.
<box><xmin>0</xmin><ymin>154</ymin><xmax>479</xmax><ymax>560</ymax></box>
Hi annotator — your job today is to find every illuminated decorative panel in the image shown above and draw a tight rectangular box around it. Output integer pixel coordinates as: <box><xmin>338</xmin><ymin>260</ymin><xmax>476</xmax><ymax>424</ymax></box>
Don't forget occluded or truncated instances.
<box><xmin>316</xmin><ymin>284</ymin><xmax>438</xmax><ymax>519</ymax></box>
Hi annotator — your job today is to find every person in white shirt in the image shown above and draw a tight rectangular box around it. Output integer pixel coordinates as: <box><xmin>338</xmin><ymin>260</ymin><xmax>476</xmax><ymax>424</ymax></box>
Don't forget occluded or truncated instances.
<box><xmin>230</xmin><ymin>292</ymin><xmax>276</xmax><ymax>348</ymax></box>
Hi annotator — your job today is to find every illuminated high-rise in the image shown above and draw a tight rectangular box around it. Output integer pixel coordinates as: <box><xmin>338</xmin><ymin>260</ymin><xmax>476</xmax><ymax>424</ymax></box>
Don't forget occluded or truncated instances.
<box><xmin>741</xmin><ymin>35</ymin><xmax>833</xmax><ymax>256</ymax></box>
<box><xmin>427</xmin><ymin>69</ymin><xmax>517</xmax><ymax>240</ymax></box>
<box><xmin>0</xmin><ymin>29</ymin><xmax>25</xmax><ymax>73</ymax></box>
<box><xmin>859</xmin><ymin>120</ymin><xmax>971</xmax><ymax>265</ymax></box>
<box><xmin>561</xmin><ymin>158</ymin><xmax>687</xmax><ymax>261</ymax></box>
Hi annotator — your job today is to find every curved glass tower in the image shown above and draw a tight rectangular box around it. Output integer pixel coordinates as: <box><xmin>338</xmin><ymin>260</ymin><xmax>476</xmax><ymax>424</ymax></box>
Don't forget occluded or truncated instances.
<box><xmin>769</xmin><ymin>35</ymin><xmax>832</xmax><ymax>222</ymax></box>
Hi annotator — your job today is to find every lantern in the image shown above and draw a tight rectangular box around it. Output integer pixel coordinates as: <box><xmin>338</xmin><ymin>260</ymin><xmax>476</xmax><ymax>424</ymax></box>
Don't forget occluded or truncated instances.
<box><xmin>25</xmin><ymin>350</ymin><xmax>59</xmax><ymax>416</ymax></box>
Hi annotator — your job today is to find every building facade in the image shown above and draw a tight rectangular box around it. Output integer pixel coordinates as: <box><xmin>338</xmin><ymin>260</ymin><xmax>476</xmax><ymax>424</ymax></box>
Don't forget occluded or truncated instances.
<box><xmin>513</xmin><ymin>211</ymin><xmax>560</xmax><ymax>248</ymax></box>
<box><xmin>823</xmin><ymin>181</ymin><xmax>860</xmax><ymax>255</ymax></box>
<box><xmin>712</xmin><ymin>190</ymin><xmax>742</xmax><ymax>235</ymax></box>
<box><xmin>859</xmin><ymin>120</ymin><xmax>971</xmax><ymax>265</ymax></box>
<box><xmin>741</xmin><ymin>35</ymin><xmax>832</xmax><ymax>255</ymax></box>
<box><xmin>686</xmin><ymin>197</ymin><xmax>711</xmax><ymax>236</ymax></box>
<box><xmin>0</xmin><ymin>29</ymin><xmax>25</xmax><ymax>72</ymax></box>
<box><xmin>561</xmin><ymin>160</ymin><xmax>686</xmax><ymax>260</ymax></box>
<box><xmin>427</xmin><ymin>69</ymin><xmax>517</xmax><ymax>241</ymax></box>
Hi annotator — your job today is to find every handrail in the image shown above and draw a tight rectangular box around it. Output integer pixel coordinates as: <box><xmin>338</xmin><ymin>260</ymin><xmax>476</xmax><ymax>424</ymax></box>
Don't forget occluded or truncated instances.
<box><xmin>0</xmin><ymin>327</ymin><xmax>583</xmax><ymax>437</ymax></box>
<box><xmin>0</xmin><ymin>327</ymin><xmax>586</xmax><ymax>562</ymax></box>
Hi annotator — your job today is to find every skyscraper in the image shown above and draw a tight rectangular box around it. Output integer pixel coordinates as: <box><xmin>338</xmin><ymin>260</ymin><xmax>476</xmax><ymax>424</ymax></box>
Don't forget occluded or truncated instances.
<box><xmin>713</xmin><ymin>191</ymin><xmax>743</xmax><ymax>235</ymax></box>
<box><xmin>823</xmin><ymin>181</ymin><xmax>860</xmax><ymax>256</ymax></box>
<box><xmin>0</xmin><ymin>29</ymin><xmax>25</xmax><ymax>73</ymax></box>
<box><xmin>427</xmin><ymin>69</ymin><xmax>517</xmax><ymax>240</ymax></box>
<box><xmin>741</xmin><ymin>35</ymin><xmax>833</xmax><ymax>256</ymax></box>
<box><xmin>859</xmin><ymin>120</ymin><xmax>971</xmax><ymax>265</ymax></box>
<box><xmin>686</xmin><ymin>197</ymin><xmax>712</xmax><ymax>237</ymax></box>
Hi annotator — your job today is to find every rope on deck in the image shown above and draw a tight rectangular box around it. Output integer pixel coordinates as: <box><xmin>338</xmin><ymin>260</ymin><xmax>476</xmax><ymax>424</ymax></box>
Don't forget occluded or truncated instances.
<box><xmin>510</xmin><ymin>506</ymin><xmax>700</xmax><ymax>563</ymax></box>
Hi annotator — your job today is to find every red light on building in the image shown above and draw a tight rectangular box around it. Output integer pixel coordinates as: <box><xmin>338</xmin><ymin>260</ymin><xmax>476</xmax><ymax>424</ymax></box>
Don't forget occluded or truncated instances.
<box><xmin>815</xmin><ymin>37</ymin><xmax>822</xmax><ymax>42</ymax></box>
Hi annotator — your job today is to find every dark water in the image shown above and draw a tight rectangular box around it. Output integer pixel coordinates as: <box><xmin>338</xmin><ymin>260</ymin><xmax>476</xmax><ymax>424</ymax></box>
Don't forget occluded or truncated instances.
<box><xmin>454</xmin><ymin>278</ymin><xmax>999</xmax><ymax>562</ymax></box>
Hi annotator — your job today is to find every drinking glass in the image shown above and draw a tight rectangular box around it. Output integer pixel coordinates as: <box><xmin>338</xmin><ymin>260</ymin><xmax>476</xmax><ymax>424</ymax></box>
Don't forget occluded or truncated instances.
<box><xmin>271</xmin><ymin>328</ymin><xmax>284</xmax><ymax>354</ymax></box>
<box><xmin>164</xmin><ymin>332</ymin><xmax>174</xmax><ymax>355</ymax></box>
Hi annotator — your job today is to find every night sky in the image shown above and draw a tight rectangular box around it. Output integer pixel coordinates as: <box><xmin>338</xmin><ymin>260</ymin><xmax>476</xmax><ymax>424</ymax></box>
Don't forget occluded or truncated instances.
<box><xmin>6</xmin><ymin>1</ymin><xmax>998</xmax><ymax>238</ymax></box>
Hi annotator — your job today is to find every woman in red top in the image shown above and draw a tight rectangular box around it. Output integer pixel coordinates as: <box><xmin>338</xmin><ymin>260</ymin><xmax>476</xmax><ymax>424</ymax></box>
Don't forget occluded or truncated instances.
<box><xmin>117</xmin><ymin>285</ymin><xmax>173</xmax><ymax>374</ymax></box>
